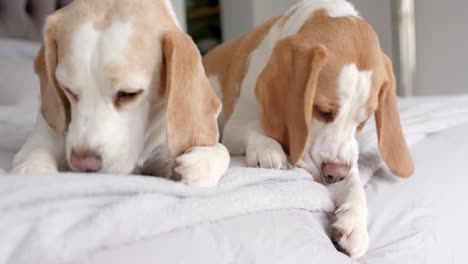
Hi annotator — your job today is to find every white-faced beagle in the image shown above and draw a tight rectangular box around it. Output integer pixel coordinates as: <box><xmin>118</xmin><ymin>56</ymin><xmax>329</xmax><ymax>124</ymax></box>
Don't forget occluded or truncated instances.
<box><xmin>11</xmin><ymin>0</ymin><xmax>230</xmax><ymax>187</ymax></box>
<box><xmin>203</xmin><ymin>0</ymin><xmax>414</xmax><ymax>259</ymax></box>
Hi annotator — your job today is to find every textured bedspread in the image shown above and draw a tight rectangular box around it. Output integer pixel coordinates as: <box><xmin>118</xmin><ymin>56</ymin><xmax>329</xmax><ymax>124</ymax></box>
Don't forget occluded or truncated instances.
<box><xmin>2</xmin><ymin>95</ymin><xmax>468</xmax><ymax>264</ymax></box>
<box><xmin>0</xmin><ymin>166</ymin><xmax>335</xmax><ymax>264</ymax></box>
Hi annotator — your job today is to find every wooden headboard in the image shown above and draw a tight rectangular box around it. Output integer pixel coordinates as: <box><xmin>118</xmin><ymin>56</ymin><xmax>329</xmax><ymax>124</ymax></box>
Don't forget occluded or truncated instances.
<box><xmin>0</xmin><ymin>0</ymin><xmax>72</xmax><ymax>41</ymax></box>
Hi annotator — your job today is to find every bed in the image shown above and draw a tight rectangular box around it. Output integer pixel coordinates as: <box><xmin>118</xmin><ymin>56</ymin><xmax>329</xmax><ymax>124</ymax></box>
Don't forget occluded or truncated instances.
<box><xmin>1</xmin><ymin>2</ymin><xmax>468</xmax><ymax>264</ymax></box>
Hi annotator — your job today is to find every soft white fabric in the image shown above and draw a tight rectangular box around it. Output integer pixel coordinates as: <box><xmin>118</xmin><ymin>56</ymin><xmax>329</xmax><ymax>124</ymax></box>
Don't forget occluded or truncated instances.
<box><xmin>0</xmin><ymin>106</ymin><xmax>37</xmax><ymax>154</ymax></box>
<box><xmin>1</xmin><ymin>94</ymin><xmax>468</xmax><ymax>264</ymax></box>
<box><xmin>0</xmin><ymin>61</ymin><xmax>39</xmax><ymax>106</ymax></box>
<box><xmin>357</xmin><ymin>94</ymin><xmax>468</xmax><ymax>184</ymax></box>
<box><xmin>0</xmin><ymin>166</ymin><xmax>333</xmax><ymax>264</ymax></box>
<box><xmin>360</xmin><ymin>94</ymin><xmax>468</xmax><ymax>148</ymax></box>
<box><xmin>362</xmin><ymin>121</ymin><xmax>468</xmax><ymax>264</ymax></box>
<box><xmin>0</xmin><ymin>38</ymin><xmax>40</xmax><ymax>62</ymax></box>
<box><xmin>0</xmin><ymin>38</ymin><xmax>41</xmax><ymax>107</ymax></box>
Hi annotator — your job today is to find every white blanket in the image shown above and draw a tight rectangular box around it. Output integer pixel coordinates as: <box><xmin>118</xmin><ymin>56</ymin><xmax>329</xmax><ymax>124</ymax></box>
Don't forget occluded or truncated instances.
<box><xmin>0</xmin><ymin>167</ymin><xmax>333</xmax><ymax>264</ymax></box>
<box><xmin>1</xmin><ymin>93</ymin><xmax>468</xmax><ymax>264</ymax></box>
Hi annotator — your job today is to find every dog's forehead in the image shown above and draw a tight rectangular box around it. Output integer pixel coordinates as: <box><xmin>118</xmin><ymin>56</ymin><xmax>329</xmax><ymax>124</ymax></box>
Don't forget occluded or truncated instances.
<box><xmin>338</xmin><ymin>64</ymin><xmax>373</xmax><ymax>115</ymax></box>
<box><xmin>54</xmin><ymin>0</ymin><xmax>177</xmax><ymax>26</ymax></box>
<box><xmin>53</xmin><ymin>0</ymin><xmax>175</xmax><ymax>87</ymax></box>
<box><xmin>55</xmin><ymin>24</ymin><xmax>161</xmax><ymax>91</ymax></box>
<box><xmin>55</xmin><ymin>20</ymin><xmax>138</xmax><ymax>86</ymax></box>
<box><xmin>300</xmin><ymin>10</ymin><xmax>383</xmax><ymax>112</ymax></box>
<box><xmin>315</xmin><ymin>63</ymin><xmax>374</xmax><ymax>111</ymax></box>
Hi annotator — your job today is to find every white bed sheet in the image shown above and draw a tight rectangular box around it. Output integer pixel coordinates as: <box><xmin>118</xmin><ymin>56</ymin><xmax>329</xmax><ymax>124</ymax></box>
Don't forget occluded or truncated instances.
<box><xmin>52</xmin><ymin>122</ymin><xmax>467</xmax><ymax>264</ymax></box>
<box><xmin>1</xmin><ymin>40</ymin><xmax>467</xmax><ymax>263</ymax></box>
<box><xmin>363</xmin><ymin>122</ymin><xmax>468</xmax><ymax>264</ymax></box>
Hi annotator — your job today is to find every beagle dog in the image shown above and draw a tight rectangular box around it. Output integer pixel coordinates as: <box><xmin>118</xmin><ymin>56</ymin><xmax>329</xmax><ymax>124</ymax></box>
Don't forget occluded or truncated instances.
<box><xmin>11</xmin><ymin>0</ymin><xmax>230</xmax><ymax>187</ymax></box>
<box><xmin>204</xmin><ymin>0</ymin><xmax>414</xmax><ymax>259</ymax></box>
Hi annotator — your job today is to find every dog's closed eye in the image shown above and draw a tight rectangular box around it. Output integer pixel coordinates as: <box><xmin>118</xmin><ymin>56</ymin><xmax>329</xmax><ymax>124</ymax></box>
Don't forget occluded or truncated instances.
<box><xmin>314</xmin><ymin>105</ymin><xmax>335</xmax><ymax>123</ymax></box>
<box><xmin>115</xmin><ymin>90</ymin><xmax>144</xmax><ymax>108</ymax></box>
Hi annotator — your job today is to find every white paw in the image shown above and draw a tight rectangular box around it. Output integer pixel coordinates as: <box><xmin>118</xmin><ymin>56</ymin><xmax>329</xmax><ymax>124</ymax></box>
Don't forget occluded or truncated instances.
<box><xmin>11</xmin><ymin>162</ymin><xmax>58</xmax><ymax>175</ymax></box>
<box><xmin>246</xmin><ymin>134</ymin><xmax>288</xmax><ymax>169</ymax></box>
<box><xmin>175</xmin><ymin>143</ymin><xmax>230</xmax><ymax>188</ymax></box>
<box><xmin>331</xmin><ymin>203</ymin><xmax>369</xmax><ymax>259</ymax></box>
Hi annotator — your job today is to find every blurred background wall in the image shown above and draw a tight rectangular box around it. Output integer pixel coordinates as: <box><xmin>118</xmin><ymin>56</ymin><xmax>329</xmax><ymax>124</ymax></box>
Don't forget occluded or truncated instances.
<box><xmin>413</xmin><ymin>0</ymin><xmax>468</xmax><ymax>96</ymax></box>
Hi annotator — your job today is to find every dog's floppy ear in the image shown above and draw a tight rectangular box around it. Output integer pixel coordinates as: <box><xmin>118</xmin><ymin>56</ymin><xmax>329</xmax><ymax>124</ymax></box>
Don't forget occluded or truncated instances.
<box><xmin>162</xmin><ymin>32</ymin><xmax>222</xmax><ymax>157</ymax></box>
<box><xmin>36</xmin><ymin>17</ymin><xmax>70</xmax><ymax>134</ymax></box>
<box><xmin>256</xmin><ymin>36</ymin><xmax>327</xmax><ymax>165</ymax></box>
<box><xmin>375</xmin><ymin>53</ymin><xmax>414</xmax><ymax>177</ymax></box>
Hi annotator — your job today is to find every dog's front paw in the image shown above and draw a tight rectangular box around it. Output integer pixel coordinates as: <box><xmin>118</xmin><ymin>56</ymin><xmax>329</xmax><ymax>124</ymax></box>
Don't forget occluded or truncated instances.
<box><xmin>331</xmin><ymin>203</ymin><xmax>369</xmax><ymax>259</ymax></box>
<box><xmin>175</xmin><ymin>143</ymin><xmax>230</xmax><ymax>188</ymax></box>
<box><xmin>246</xmin><ymin>134</ymin><xmax>288</xmax><ymax>169</ymax></box>
<box><xmin>11</xmin><ymin>162</ymin><xmax>58</xmax><ymax>175</ymax></box>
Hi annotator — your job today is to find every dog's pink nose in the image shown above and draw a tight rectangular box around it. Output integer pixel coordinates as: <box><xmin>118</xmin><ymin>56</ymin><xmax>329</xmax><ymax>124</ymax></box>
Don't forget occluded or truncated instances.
<box><xmin>321</xmin><ymin>162</ymin><xmax>350</xmax><ymax>184</ymax></box>
<box><xmin>70</xmin><ymin>149</ymin><xmax>102</xmax><ymax>173</ymax></box>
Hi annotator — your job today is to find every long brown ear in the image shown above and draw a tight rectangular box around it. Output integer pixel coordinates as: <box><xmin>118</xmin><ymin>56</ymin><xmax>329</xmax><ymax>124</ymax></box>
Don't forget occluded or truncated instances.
<box><xmin>162</xmin><ymin>32</ymin><xmax>222</xmax><ymax>157</ymax></box>
<box><xmin>36</xmin><ymin>18</ymin><xmax>69</xmax><ymax>133</ymax></box>
<box><xmin>256</xmin><ymin>36</ymin><xmax>327</xmax><ymax>165</ymax></box>
<box><xmin>375</xmin><ymin>54</ymin><xmax>414</xmax><ymax>177</ymax></box>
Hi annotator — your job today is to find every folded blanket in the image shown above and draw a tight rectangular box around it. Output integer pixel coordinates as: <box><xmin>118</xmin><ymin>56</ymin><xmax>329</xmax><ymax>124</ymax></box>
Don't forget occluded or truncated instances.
<box><xmin>0</xmin><ymin>166</ymin><xmax>333</xmax><ymax>264</ymax></box>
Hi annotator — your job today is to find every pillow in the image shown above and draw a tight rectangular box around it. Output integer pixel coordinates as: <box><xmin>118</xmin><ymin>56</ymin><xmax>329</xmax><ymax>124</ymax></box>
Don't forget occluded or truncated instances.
<box><xmin>0</xmin><ymin>38</ymin><xmax>41</xmax><ymax>62</ymax></box>
<box><xmin>0</xmin><ymin>60</ymin><xmax>39</xmax><ymax>107</ymax></box>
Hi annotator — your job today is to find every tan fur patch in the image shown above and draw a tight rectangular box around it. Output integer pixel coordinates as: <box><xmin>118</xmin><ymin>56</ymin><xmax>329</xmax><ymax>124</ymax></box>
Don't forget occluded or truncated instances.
<box><xmin>163</xmin><ymin>32</ymin><xmax>221</xmax><ymax>157</ymax></box>
<box><xmin>37</xmin><ymin>18</ymin><xmax>70</xmax><ymax>134</ymax></box>
<box><xmin>203</xmin><ymin>16</ymin><xmax>282</xmax><ymax>120</ymax></box>
<box><xmin>256</xmin><ymin>38</ymin><xmax>328</xmax><ymax>164</ymax></box>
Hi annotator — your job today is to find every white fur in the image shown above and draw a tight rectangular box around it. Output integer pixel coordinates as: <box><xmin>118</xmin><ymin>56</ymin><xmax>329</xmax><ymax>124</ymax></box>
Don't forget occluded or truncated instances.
<box><xmin>283</xmin><ymin>0</ymin><xmax>358</xmax><ymax>33</ymax></box>
<box><xmin>299</xmin><ymin>64</ymin><xmax>372</xmax><ymax>180</ymax></box>
<box><xmin>11</xmin><ymin>113</ymin><xmax>65</xmax><ymax>174</ymax></box>
<box><xmin>328</xmin><ymin>167</ymin><xmax>368</xmax><ymax>259</ymax></box>
<box><xmin>175</xmin><ymin>143</ymin><xmax>230</xmax><ymax>187</ymax></box>
<box><xmin>57</xmin><ymin>21</ymin><xmax>149</xmax><ymax>174</ymax></box>
<box><xmin>246</xmin><ymin>132</ymin><xmax>288</xmax><ymax>169</ymax></box>
<box><xmin>12</xmin><ymin>19</ymin><xmax>229</xmax><ymax>187</ymax></box>
<box><xmin>210</xmin><ymin>0</ymin><xmax>369</xmax><ymax>258</ymax></box>
<box><xmin>298</xmin><ymin>65</ymin><xmax>372</xmax><ymax>259</ymax></box>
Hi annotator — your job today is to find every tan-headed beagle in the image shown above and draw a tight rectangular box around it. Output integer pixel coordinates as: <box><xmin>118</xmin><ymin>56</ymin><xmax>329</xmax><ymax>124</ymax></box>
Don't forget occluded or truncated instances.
<box><xmin>11</xmin><ymin>0</ymin><xmax>230</xmax><ymax>187</ymax></box>
<box><xmin>203</xmin><ymin>0</ymin><xmax>414</xmax><ymax>259</ymax></box>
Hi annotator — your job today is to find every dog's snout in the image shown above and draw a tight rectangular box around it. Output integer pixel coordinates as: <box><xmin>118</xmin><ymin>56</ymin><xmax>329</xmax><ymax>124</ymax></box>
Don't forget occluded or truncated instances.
<box><xmin>70</xmin><ymin>149</ymin><xmax>102</xmax><ymax>173</ymax></box>
<box><xmin>321</xmin><ymin>162</ymin><xmax>350</xmax><ymax>184</ymax></box>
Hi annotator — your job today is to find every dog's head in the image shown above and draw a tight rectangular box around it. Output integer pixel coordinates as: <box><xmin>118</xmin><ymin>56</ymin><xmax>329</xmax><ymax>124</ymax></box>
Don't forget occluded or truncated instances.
<box><xmin>35</xmin><ymin>0</ymin><xmax>220</xmax><ymax>174</ymax></box>
<box><xmin>256</xmin><ymin>10</ymin><xmax>414</xmax><ymax>183</ymax></box>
